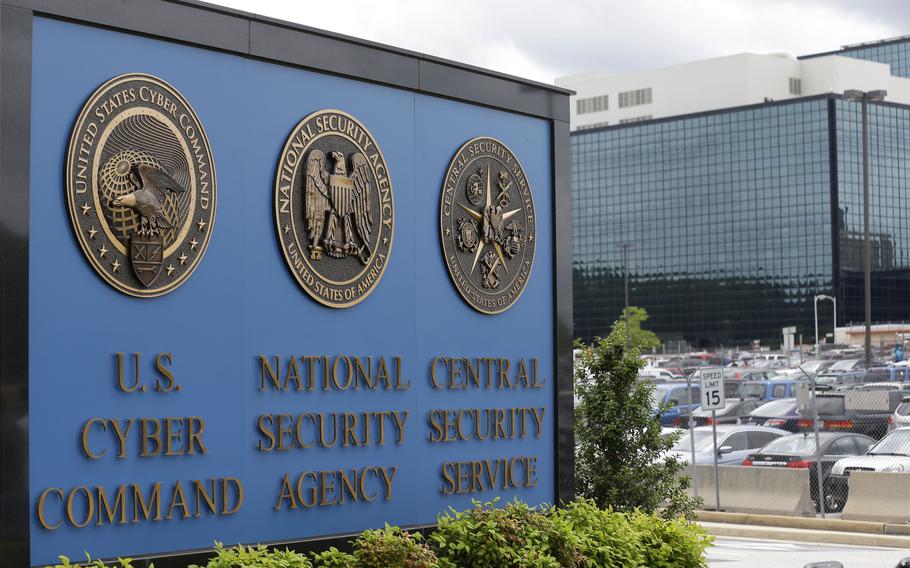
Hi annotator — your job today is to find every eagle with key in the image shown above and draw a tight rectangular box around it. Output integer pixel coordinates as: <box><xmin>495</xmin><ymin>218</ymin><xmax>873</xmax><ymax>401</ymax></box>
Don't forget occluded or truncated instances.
<box><xmin>304</xmin><ymin>150</ymin><xmax>373</xmax><ymax>264</ymax></box>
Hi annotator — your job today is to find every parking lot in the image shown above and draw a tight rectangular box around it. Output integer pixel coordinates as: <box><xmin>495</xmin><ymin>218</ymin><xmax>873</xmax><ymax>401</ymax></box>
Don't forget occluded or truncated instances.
<box><xmin>639</xmin><ymin>349</ymin><xmax>910</xmax><ymax>520</ymax></box>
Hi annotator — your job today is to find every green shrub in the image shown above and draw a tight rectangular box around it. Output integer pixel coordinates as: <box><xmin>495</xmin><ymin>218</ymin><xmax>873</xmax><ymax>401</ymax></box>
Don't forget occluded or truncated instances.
<box><xmin>629</xmin><ymin>510</ymin><xmax>713</xmax><ymax>568</ymax></box>
<box><xmin>431</xmin><ymin>499</ymin><xmax>564</xmax><ymax>568</ymax></box>
<box><xmin>47</xmin><ymin>554</ymin><xmax>146</xmax><ymax>568</ymax></box>
<box><xmin>188</xmin><ymin>542</ymin><xmax>311</xmax><ymax>568</ymax></box>
<box><xmin>48</xmin><ymin>499</ymin><xmax>712</xmax><ymax>568</ymax></box>
<box><xmin>550</xmin><ymin>499</ymin><xmax>642</xmax><ymax>567</ymax></box>
<box><xmin>575</xmin><ymin>329</ymin><xmax>701</xmax><ymax>519</ymax></box>
<box><xmin>310</xmin><ymin>547</ymin><xmax>356</xmax><ymax>568</ymax></box>
<box><xmin>352</xmin><ymin>525</ymin><xmax>437</xmax><ymax>568</ymax></box>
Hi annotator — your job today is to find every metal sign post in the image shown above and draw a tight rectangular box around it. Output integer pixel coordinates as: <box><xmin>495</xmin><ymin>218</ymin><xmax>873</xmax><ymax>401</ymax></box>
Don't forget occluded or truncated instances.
<box><xmin>686</xmin><ymin>372</ymin><xmax>697</xmax><ymax>497</ymax></box>
<box><xmin>711</xmin><ymin>409</ymin><xmax>720</xmax><ymax>511</ymax></box>
<box><xmin>699</xmin><ymin>368</ymin><xmax>726</xmax><ymax>512</ymax></box>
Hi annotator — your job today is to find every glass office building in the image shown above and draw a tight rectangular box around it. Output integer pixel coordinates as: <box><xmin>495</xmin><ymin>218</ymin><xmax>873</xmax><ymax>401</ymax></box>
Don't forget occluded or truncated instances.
<box><xmin>800</xmin><ymin>36</ymin><xmax>910</xmax><ymax>79</ymax></box>
<box><xmin>572</xmin><ymin>95</ymin><xmax>910</xmax><ymax>347</ymax></box>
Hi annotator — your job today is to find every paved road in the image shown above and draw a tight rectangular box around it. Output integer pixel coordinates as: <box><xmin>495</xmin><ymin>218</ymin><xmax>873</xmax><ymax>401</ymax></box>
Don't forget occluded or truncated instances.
<box><xmin>708</xmin><ymin>536</ymin><xmax>909</xmax><ymax>568</ymax></box>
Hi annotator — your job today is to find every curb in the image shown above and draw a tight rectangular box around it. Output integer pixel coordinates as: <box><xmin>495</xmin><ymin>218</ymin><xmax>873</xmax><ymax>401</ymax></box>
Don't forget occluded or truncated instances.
<box><xmin>699</xmin><ymin>522</ymin><xmax>910</xmax><ymax>549</ymax></box>
<box><xmin>695</xmin><ymin>510</ymin><xmax>910</xmax><ymax>537</ymax></box>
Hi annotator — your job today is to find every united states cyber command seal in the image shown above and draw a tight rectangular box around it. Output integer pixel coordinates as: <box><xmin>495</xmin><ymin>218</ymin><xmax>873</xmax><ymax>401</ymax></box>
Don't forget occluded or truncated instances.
<box><xmin>275</xmin><ymin>110</ymin><xmax>394</xmax><ymax>308</ymax></box>
<box><xmin>440</xmin><ymin>137</ymin><xmax>536</xmax><ymax>314</ymax></box>
<box><xmin>65</xmin><ymin>73</ymin><xmax>217</xmax><ymax>297</ymax></box>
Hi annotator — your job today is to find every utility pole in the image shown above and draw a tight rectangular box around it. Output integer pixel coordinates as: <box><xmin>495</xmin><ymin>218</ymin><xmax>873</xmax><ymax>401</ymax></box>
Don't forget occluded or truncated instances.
<box><xmin>619</xmin><ymin>243</ymin><xmax>633</xmax><ymax>348</ymax></box>
<box><xmin>843</xmin><ymin>89</ymin><xmax>887</xmax><ymax>366</ymax></box>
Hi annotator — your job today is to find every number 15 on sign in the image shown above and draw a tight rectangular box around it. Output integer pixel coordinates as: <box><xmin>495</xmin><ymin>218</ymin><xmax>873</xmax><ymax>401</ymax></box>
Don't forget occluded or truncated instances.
<box><xmin>699</xmin><ymin>369</ymin><xmax>725</xmax><ymax>410</ymax></box>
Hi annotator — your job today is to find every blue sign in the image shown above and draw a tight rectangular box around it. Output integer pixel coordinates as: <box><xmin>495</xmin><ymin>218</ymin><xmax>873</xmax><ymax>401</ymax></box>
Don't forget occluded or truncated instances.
<box><xmin>25</xmin><ymin>15</ymin><xmax>559</xmax><ymax>564</ymax></box>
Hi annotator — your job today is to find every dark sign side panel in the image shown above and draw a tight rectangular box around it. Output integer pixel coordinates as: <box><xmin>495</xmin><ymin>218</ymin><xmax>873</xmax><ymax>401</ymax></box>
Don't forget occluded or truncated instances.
<box><xmin>29</xmin><ymin>16</ymin><xmax>553</xmax><ymax>563</ymax></box>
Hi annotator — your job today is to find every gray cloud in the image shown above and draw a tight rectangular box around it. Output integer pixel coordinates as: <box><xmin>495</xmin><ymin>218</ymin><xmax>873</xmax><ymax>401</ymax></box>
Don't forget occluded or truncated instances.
<box><xmin>211</xmin><ymin>0</ymin><xmax>907</xmax><ymax>83</ymax></box>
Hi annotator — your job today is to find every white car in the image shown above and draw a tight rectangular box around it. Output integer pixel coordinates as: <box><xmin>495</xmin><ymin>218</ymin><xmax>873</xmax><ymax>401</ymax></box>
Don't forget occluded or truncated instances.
<box><xmin>888</xmin><ymin>397</ymin><xmax>910</xmax><ymax>433</ymax></box>
<box><xmin>830</xmin><ymin>427</ymin><xmax>910</xmax><ymax>476</ymax></box>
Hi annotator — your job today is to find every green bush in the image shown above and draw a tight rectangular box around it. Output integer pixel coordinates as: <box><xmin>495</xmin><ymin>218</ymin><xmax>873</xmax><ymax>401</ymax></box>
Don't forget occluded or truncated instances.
<box><xmin>431</xmin><ymin>499</ymin><xmax>566</xmax><ymax>568</ymax></box>
<box><xmin>188</xmin><ymin>542</ymin><xmax>311</xmax><ymax>568</ymax></box>
<box><xmin>629</xmin><ymin>510</ymin><xmax>712</xmax><ymax>568</ymax></box>
<box><xmin>353</xmin><ymin>525</ymin><xmax>438</xmax><ymax>568</ymax></box>
<box><xmin>47</xmin><ymin>499</ymin><xmax>712</xmax><ymax>568</ymax></box>
<box><xmin>550</xmin><ymin>499</ymin><xmax>642</xmax><ymax>567</ymax></box>
<box><xmin>575</xmin><ymin>328</ymin><xmax>701</xmax><ymax>519</ymax></box>
<box><xmin>310</xmin><ymin>547</ymin><xmax>356</xmax><ymax>568</ymax></box>
<box><xmin>48</xmin><ymin>555</ymin><xmax>146</xmax><ymax>568</ymax></box>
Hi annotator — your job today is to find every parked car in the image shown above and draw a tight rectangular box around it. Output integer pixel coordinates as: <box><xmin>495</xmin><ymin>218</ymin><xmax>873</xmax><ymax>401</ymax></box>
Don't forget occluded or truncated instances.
<box><xmin>652</xmin><ymin>382</ymin><xmax>701</xmax><ymax>427</ymax></box>
<box><xmin>800</xmin><ymin>391</ymin><xmax>901</xmax><ymax>440</ymax></box>
<box><xmin>816</xmin><ymin>371</ymin><xmax>867</xmax><ymax>391</ymax></box>
<box><xmin>640</xmin><ymin>367</ymin><xmax>684</xmax><ymax>381</ymax></box>
<box><xmin>853</xmin><ymin>382</ymin><xmax>910</xmax><ymax>392</ymax></box>
<box><xmin>799</xmin><ymin>360</ymin><xmax>835</xmax><ymax>376</ymax></box>
<box><xmin>666</xmin><ymin>425</ymin><xmax>789</xmax><ymax>465</ymax></box>
<box><xmin>742</xmin><ymin>432</ymin><xmax>876</xmax><ymax>511</ymax></box>
<box><xmin>735</xmin><ymin>380</ymin><xmax>803</xmax><ymax>401</ymax></box>
<box><xmin>741</xmin><ymin>398</ymin><xmax>802</xmax><ymax>432</ymax></box>
<box><xmin>828</xmin><ymin>427</ymin><xmax>910</xmax><ymax>504</ymax></box>
<box><xmin>690</xmin><ymin>398</ymin><xmax>766</xmax><ymax>426</ymax></box>
<box><xmin>888</xmin><ymin>396</ymin><xmax>910</xmax><ymax>433</ymax></box>
<box><xmin>862</xmin><ymin>366</ymin><xmax>910</xmax><ymax>384</ymax></box>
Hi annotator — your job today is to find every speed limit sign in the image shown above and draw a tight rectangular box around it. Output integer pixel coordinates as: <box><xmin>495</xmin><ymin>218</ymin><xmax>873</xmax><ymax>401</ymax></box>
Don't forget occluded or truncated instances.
<box><xmin>699</xmin><ymin>369</ymin><xmax>726</xmax><ymax>410</ymax></box>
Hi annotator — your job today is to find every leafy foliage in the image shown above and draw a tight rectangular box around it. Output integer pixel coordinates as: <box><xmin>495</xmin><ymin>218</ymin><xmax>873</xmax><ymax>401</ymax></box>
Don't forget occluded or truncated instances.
<box><xmin>431</xmin><ymin>499</ymin><xmax>565</xmax><ymax>568</ymax></box>
<box><xmin>574</xmin><ymin>326</ymin><xmax>701</xmax><ymax>518</ymax></box>
<box><xmin>48</xmin><ymin>499</ymin><xmax>711</xmax><ymax>568</ymax></box>
<box><xmin>629</xmin><ymin>511</ymin><xmax>712</xmax><ymax>568</ymax></box>
<box><xmin>352</xmin><ymin>525</ymin><xmax>437</xmax><ymax>568</ymax></box>
<box><xmin>310</xmin><ymin>548</ymin><xmax>356</xmax><ymax>568</ymax></box>
<box><xmin>188</xmin><ymin>542</ymin><xmax>311</xmax><ymax>568</ymax></box>
<box><xmin>48</xmin><ymin>555</ymin><xmax>146</xmax><ymax>568</ymax></box>
<box><xmin>550</xmin><ymin>499</ymin><xmax>643</xmax><ymax>567</ymax></box>
<box><xmin>612</xmin><ymin>306</ymin><xmax>662</xmax><ymax>350</ymax></box>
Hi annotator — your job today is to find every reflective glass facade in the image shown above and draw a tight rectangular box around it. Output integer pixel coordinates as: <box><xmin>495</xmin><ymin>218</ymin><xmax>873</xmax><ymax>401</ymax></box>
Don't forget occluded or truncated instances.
<box><xmin>572</xmin><ymin>96</ymin><xmax>910</xmax><ymax>348</ymax></box>
<box><xmin>835</xmin><ymin>100</ymin><xmax>910</xmax><ymax>325</ymax></box>
<box><xmin>801</xmin><ymin>38</ymin><xmax>910</xmax><ymax>79</ymax></box>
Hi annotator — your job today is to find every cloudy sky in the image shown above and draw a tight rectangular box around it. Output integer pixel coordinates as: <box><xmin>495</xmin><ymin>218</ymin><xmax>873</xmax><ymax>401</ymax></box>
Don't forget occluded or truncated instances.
<box><xmin>210</xmin><ymin>0</ymin><xmax>909</xmax><ymax>84</ymax></box>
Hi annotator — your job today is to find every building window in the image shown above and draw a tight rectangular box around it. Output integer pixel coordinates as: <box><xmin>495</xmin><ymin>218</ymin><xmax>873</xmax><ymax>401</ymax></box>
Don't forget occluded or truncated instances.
<box><xmin>789</xmin><ymin>77</ymin><xmax>802</xmax><ymax>95</ymax></box>
<box><xmin>618</xmin><ymin>115</ymin><xmax>652</xmax><ymax>124</ymax></box>
<box><xmin>576</xmin><ymin>95</ymin><xmax>609</xmax><ymax>115</ymax></box>
<box><xmin>618</xmin><ymin>87</ymin><xmax>652</xmax><ymax>108</ymax></box>
<box><xmin>576</xmin><ymin>122</ymin><xmax>609</xmax><ymax>131</ymax></box>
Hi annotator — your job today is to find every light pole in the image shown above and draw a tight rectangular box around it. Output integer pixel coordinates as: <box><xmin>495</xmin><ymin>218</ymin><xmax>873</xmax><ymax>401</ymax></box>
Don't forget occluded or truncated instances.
<box><xmin>619</xmin><ymin>243</ymin><xmax>633</xmax><ymax>348</ymax></box>
<box><xmin>843</xmin><ymin>89</ymin><xmax>887</xmax><ymax>366</ymax></box>
<box><xmin>814</xmin><ymin>294</ymin><xmax>837</xmax><ymax>359</ymax></box>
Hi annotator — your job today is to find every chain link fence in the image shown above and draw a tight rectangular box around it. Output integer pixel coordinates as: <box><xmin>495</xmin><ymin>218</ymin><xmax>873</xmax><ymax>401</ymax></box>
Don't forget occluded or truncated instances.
<box><xmin>663</xmin><ymin>370</ymin><xmax>910</xmax><ymax>521</ymax></box>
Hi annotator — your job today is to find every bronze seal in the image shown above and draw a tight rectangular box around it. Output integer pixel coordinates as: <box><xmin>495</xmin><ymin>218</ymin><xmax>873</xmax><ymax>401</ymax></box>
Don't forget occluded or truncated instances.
<box><xmin>65</xmin><ymin>73</ymin><xmax>216</xmax><ymax>297</ymax></box>
<box><xmin>275</xmin><ymin>110</ymin><xmax>394</xmax><ymax>308</ymax></box>
<box><xmin>440</xmin><ymin>137</ymin><xmax>536</xmax><ymax>314</ymax></box>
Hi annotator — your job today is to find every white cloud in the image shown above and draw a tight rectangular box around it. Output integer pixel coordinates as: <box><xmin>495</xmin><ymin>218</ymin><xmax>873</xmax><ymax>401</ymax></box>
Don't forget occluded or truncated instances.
<box><xmin>211</xmin><ymin>0</ymin><xmax>904</xmax><ymax>83</ymax></box>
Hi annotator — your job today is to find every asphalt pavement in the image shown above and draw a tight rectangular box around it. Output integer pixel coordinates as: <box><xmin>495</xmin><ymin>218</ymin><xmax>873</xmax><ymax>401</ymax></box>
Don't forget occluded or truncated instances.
<box><xmin>708</xmin><ymin>536</ymin><xmax>910</xmax><ymax>568</ymax></box>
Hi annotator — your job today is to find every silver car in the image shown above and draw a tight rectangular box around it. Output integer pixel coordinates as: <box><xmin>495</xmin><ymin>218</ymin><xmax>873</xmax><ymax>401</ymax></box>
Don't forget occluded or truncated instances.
<box><xmin>889</xmin><ymin>396</ymin><xmax>910</xmax><ymax>433</ymax></box>
<box><xmin>666</xmin><ymin>425</ymin><xmax>789</xmax><ymax>465</ymax></box>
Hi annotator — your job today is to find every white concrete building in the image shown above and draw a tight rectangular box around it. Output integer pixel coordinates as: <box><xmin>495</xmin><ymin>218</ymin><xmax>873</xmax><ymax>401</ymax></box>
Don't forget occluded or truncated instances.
<box><xmin>556</xmin><ymin>51</ymin><xmax>910</xmax><ymax>131</ymax></box>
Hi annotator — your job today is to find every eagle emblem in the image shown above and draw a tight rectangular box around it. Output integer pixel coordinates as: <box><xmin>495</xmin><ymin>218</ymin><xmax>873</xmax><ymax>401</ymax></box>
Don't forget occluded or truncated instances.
<box><xmin>274</xmin><ymin>109</ymin><xmax>394</xmax><ymax>308</ymax></box>
<box><xmin>65</xmin><ymin>73</ymin><xmax>216</xmax><ymax>297</ymax></box>
<box><xmin>112</xmin><ymin>164</ymin><xmax>187</xmax><ymax>237</ymax></box>
<box><xmin>305</xmin><ymin>150</ymin><xmax>373</xmax><ymax>264</ymax></box>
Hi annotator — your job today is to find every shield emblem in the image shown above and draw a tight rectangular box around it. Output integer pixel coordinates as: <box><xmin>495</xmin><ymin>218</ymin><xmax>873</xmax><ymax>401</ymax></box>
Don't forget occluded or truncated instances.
<box><xmin>329</xmin><ymin>174</ymin><xmax>353</xmax><ymax>212</ymax></box>
<box><xmin>130</xmin><ymin>234</ymin><xmax>164</xmax><ymax>287</ymax></box>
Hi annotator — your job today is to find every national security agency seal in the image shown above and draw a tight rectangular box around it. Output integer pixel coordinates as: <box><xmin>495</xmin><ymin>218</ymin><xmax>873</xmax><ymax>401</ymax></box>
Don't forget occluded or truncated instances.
<box><xmin>275</xmin><ymin>110</ymin><xmax>394</xmax><ymax>308</ymax></box>
<box><xmin>440</xmin><ymin>137</ymin><xmax>536</xmax><ymax>314</ymax></box>
<box><xmin>65</xmin><ymin>73</ymin><xmax>217</xmax><ymax>297</ymax></box>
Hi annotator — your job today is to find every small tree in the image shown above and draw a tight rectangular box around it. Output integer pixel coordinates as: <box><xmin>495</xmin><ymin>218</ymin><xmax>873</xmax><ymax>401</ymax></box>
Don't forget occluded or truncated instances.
<box><xmin>574</xmin><ymin>326</ymin><xmax>700</xmax><ymax>518</ymax></box>
<box><xmin>611</xmin><ymin>306</ymin><xmax>661</xmax><ymax>350</ymax></box>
